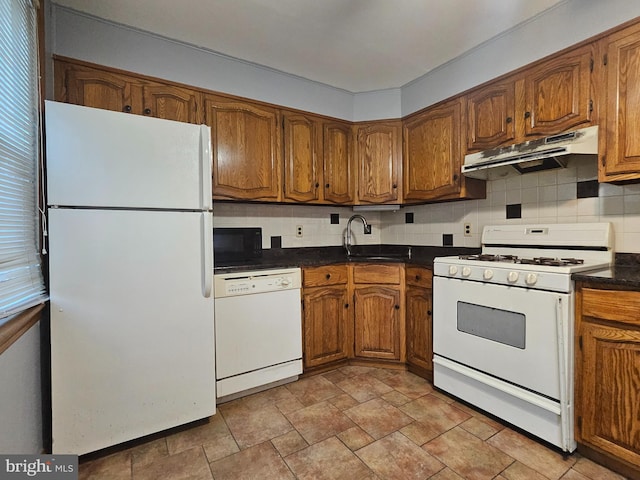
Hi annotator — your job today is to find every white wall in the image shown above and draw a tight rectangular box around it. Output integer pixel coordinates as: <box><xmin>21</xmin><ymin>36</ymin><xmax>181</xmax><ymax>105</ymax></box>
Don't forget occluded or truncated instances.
<box><xmin>0</xmin><ymin>324</ymin><xmax>42</xmax><ymax>453</ymax></box>
<box><xmin>401</xmin><ymin>0</ymin><xmax>640</xmax><ymax>115</ymax></box>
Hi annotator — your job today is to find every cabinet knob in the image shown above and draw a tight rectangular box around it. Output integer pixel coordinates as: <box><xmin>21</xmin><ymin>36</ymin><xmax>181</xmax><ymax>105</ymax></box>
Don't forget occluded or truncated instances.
<box><xmin>143</xmin><ymin>108</ymin><xmax>152</xmax><ymax>115</ymax></box>
<box><xmin>506</xmin><ymin>116</ymin><xmax>513</xmax><ymax>123</ymax></box>
<box><xmin>123</xmin><ymin>105</ymin><xmax>132</xmax><ymax>113</ymax></box>
<box><xmin>415</xmin><ymin>274</ymin><xmax>421</xmax><ymax>281</ymax></box>
<box><xmin>325</xmin><ymin>273</ymin><xmax>331</xmax><ymax>279</ymax></box>
<box><xmin>453</xmin><ymin>174</ymin><xmax>459</xmax><ymax>181</ymax></box>
<box><xmin>325</xmin><ymin>183</ymin><xmax>330</xmax><ymax>188</ymax></box>
<box><xmin>315</xmin><ymin>182</ymin><xmax>320</xmax><ymax>188</ymax></box>
<box><xmin>392</xmin><ymin>184</ymin><xmax>397</xmax><ymax>189</ymax></box>
<box><xmin>427</xmin><ymin>310</ymin><xmax>432</xmax><ymax>316</ymax></box>
<box><xmin>524</xmin><ymin>111</ymin><xmax>531</xmax><ymax>119</ymax></box>
<box><xmin>344</xmin><ymin>303</ymin><xmax>349</xmax><ymax>308</ymax></box>
<box><xmin>395</xmin><ymin>305</ymin><xmax>400</xmax><ymax>310</ymax></box>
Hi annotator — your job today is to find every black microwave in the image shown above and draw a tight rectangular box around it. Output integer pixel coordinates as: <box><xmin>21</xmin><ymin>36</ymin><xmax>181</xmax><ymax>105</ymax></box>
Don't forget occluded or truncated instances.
<box><xmin>213</xmin><ymin>227</ymin><xmax>262</xmax><ymax>265</ymax></box>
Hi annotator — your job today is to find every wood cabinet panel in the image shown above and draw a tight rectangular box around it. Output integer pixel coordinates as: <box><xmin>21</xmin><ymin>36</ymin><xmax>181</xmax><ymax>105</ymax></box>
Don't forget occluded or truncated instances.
<box><xmin>353</xmin><ymin>285</ymin><xmax>401</xmax><ymax>360</ymax></box>
<box><xmin>204</xmin><ymin>95</ymin><xmax>281</xmax><ymax>201</ymax></box>
<box><xmin>142</xmin><ymin>84</ymin><xmax>202</xmax><ymax>124</ymax></box>
<box><xmin>576</xmin><ymin>283</ymin><xmax>640</xmax><ymax>478</ymax></box>
<box><xmin>602</xmin><ymin>24</ymin><xmax>640</xmax><ymax>181</ymax></box>
<box><xmin>303</xmin><ymin>264</ymin><xmax>349</xmax><ymax>287</ymax></box>
<box><xmin>323</xmin><ymin>121</ymin><xmax>355</xmax><ymax>204</ymax></box>
<box><xmin>283</xmin><ymin>112</ymin><xmax>322</xmax><ymax>202</ymax></box>
<box><xmin>406</xmin><ymin>283</ymin><xmax>433</xmax><ymax>375</ymax></box>
<box><xmin>466</xmin><ymin>80</ymin><xmax>516</xmax><ymax>151</ymax></box>
<box><xmin>403</xmin><ymin>98</ymin><xmax>465</xmax><ymax>201</ymax></box>
<box><xmin>355</xmin><ymin>122</ymin><xmax>401</xmax><ymax>204</ymax></box>
<box><xmin>524</xmin><ymin>45</ymin><xmax>594</xmax><ymax>137</ymax></box>
<box><xmin>352</xmin><ymin>264</ymin><xmax>402</xmax><ymax>285</ymax></box>
<box><xmin>303</xmin><ymin>285</ymin><xmax>350</xmax><ymax>368</ymax></box>
<box><xmin>405</xmin><ymin>266</ymin><xmax>433</xmax><ymax>289</ymax></box>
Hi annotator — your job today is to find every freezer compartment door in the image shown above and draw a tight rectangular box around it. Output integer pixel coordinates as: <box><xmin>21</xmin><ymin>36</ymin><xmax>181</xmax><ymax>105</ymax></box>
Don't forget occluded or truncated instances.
<box><xmin>49</xmin><ymin>208</ymin><xmax>215</xmax><ymax>455</ymax></box>
<box><xmin>45</xmin><ymin>100</ymin><xmax>212</xmax><ymax>210</ymax></box>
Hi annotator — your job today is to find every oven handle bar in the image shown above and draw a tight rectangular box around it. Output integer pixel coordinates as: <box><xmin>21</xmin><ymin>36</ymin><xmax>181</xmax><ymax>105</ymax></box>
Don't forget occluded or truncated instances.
<box><xmin>433</xmin><ymin>356</ymin><xmax>561</xmax><ymax>415</ymax></box>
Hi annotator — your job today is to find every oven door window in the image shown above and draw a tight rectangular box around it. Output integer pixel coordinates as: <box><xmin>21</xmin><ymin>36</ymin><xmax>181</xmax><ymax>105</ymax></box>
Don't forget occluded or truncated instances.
<box><xmin>457</xmin><ymin>301</ymin><xmax>525</xmax><ymax>349</ymax></box>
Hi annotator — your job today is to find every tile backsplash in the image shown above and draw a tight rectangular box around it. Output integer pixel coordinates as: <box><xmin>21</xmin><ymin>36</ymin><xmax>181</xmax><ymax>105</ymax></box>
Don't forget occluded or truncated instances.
<box><xmin>213</xmin><ymin>159</ymin><xmax>640</xmax><ymax>254</ymax></box>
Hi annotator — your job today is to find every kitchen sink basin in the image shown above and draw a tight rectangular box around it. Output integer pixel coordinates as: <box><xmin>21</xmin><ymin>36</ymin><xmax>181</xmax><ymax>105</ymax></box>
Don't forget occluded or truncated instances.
<box><xmin>347</xmin><ymin>253</ymin><xmax>408</xmax><ymax>261</ymax></box>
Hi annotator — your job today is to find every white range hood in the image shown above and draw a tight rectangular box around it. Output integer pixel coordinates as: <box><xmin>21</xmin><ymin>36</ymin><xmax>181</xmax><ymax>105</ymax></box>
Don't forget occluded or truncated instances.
<box><xmin>462</xmin><ymin>125</ymin><xmax>598</xmax><ymax>180</ymax></box>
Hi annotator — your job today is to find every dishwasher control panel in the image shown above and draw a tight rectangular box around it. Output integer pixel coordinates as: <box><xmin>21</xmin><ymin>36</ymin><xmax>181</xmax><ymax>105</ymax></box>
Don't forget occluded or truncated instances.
<box><xmin>214</xmin><ymin>268</ymin><xmax>301</xmax><ymax>298</ymax></box>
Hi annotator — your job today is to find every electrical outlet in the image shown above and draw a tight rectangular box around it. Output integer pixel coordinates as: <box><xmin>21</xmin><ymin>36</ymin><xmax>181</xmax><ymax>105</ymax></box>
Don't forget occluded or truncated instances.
<box><xmin>296</xmin><ymin>225</ymin><xmax>303</xmax><ymax>237</ymax></box>
<box><xmin>464</xmin><ymin>223</ymin><xmax>472</xmax><ymax>237</ymax></box>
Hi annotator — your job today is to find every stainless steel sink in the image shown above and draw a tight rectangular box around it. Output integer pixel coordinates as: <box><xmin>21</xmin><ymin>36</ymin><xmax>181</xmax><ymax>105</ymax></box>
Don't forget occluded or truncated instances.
<box><xmin>347</xmin><ymin>253</ymin><xmax>408</xmax><ymax>261</ymax></box>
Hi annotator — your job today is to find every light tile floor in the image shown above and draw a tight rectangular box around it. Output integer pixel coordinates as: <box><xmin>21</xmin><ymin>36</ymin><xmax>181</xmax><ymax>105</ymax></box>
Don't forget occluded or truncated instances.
<box><xmin>79</xmin><ymin>366</ymin><xmax>628</xmax><ymax>479</ymax></box>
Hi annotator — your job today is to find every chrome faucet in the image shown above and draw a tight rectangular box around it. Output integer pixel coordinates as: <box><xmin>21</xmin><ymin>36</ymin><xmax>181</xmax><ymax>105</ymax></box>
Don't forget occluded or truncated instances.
<box><xmin>344</xmin><ymin>214</ymin><xmax>370</xmax><ymax>256</ymax></box>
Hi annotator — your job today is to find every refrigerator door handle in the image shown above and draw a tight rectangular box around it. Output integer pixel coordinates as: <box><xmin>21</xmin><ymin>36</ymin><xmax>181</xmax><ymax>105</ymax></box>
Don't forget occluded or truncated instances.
<box><xmin>200</xmin><ymin>125</ymin><xmax>213</xmax><ymax>211</ymax></box>
<box><xmin>201</xmin><ymin>212</ymin><xmax>213</xmax><ymax>298</ymax></box>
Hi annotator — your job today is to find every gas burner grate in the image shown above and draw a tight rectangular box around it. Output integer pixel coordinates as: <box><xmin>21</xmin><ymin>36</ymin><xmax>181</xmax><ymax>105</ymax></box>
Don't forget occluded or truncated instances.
<box><xmin>458</xmin><ymin>254</ymin><xmax>519</xmax><ymax>262</ymax></box>
<box><xmin>517</xmin><ymin>257</ymin><xmax>585</xmax><ymax>266</ymax></box>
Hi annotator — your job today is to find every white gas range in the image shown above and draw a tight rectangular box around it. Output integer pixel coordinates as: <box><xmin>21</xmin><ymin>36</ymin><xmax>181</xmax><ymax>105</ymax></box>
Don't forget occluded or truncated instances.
<box><xmin>432</xmin><ymin>223</ymin><xmax>613</xmax><ymax>452</ymax></box>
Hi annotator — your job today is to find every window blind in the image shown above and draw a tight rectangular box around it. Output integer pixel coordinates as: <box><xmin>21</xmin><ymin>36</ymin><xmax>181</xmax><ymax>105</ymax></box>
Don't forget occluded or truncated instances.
<box><xmin>0</xmin><ymin>0</ymin><xmax>47</xmax><ymax>321</ymax></box>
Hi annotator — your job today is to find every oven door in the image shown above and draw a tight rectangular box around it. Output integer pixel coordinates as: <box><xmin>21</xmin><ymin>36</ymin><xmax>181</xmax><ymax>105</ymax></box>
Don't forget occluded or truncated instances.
<box><xmin>433</xmin><ymin>276</ymin><xmax>571</xmax><ymax>401</ymax></box>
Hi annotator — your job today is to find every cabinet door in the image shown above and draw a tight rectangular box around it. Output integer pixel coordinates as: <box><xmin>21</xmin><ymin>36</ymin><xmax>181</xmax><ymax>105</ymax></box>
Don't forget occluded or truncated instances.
<box><xmin>466</xmin><ymin>80</ymin><xmax>516</xmax><ymax>151</ymax></box>
<box><xmin>406</xmin><ymin>286</ymin><xmax>432</xmax><ymax>374</ymax></box>
<box><xmin>524</xmin><ymin>45</ymin><xmax>594</xmax><ymax>137</ymax></box>
<box><xmin>603</xmin><ymin>25</ymin><xmax>640</xmax><ymax>179</ymax></box>
<box><xmin>283</xmin><ymin>112</ymin><xmax>321</xmax><ymax>203</ymax></box>
<box><xmin>353</xmin><ymin>286</ymin><xmax>401</xmax><ymax>360</ymax></box>
<box><xmin>356</xmin><ymin>122</ymin><xmax>401</xmax><ymax>204</ymax></box>
<box><xmin>323</xmin><ymin>121</ymin><xmax>354</xmax><ymax>204</ymax></box>
<box><xmin>403</xmin><ymin>99</ymin><xmax>464</xmax><ymax>201</ymax></box>
<box><xmin>204</xmin><ymin>95</ymin><xmax>281</xmax><ymax>201</ymax></box>
<box><xmin>142</xmin><ymin>84</ymin><xmax>202</xmax><ymax>124</ymax></box>
<box><xmin>63</xmin><ymin>66</ymin><xmax>142</xmax><ymax>115</ymax></box>
<box><xmin>303</xmin><ymin>286</ymin><xmax>350</xmax><ymax>368</ymax></box>
<box><xmin>578</xmin><ymin>321</ymin><xmax>640</xmax><ymax>466</ymax></box>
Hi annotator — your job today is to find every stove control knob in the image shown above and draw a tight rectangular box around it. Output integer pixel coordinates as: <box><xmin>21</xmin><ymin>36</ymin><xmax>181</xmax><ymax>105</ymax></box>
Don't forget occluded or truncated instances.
<box><xmin>483</xmin><ymin>269</ymin><xmax>494</xmax><ymax>280</ymax></box>
<box><xmin>525</xmin><ymin>273</ymin><xmax>538</xmax><ymax>286</ymax></box>
<box><xmin>507</xmin><ymin>271</ymin><xmax>519</xmax><ymax>283</ymax></box>
<box><xmin>461</xmin><ymin>266</ymin><xmax>472</xmax><ymax>277</ymax></box>
<box><xmin>448</xmin><ymin>265</ymin><xmax>458</xmax><ymax>276</ymax></box>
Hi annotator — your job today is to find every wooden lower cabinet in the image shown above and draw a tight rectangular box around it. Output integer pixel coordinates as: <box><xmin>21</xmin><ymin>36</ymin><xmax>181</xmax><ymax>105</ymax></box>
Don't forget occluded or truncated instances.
<box><xmin>302</xmin><ymin>265</ymin><xmax>350</xmax><ymax>369</ymax></box>
<box><xmin>302</xmin><ymin>263</ymin><xmax>408</xmax><ymax>371</ymax></box>
<box><xmin>405</xmin><ymin>267</ymin><xmax>433</xmax><ymax>379</ymax></box>
<box><xmin>575</xmin><ymin>282</ymin><xmax>640</xmax><ymax>479</ymax></box>
<box><xmin>352</xmin><ymin>263</ymin><xmax>405</xmax><ymax>363</ymax></box>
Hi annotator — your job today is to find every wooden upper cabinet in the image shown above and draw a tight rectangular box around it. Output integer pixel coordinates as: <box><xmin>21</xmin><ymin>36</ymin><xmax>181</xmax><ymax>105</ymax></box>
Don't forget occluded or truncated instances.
<box><xmin>403</xmin><ymin>98</ymin><xmax>465</xmax><ymax>201</ymax></box>
<box><xmin>60</xmin><ymin>64</ymin><xmax>141</xmax><ymax>114</ymax></box>
<box><xmin>323</xmin><ymin>121</ymin><xmax>355</xmax><ymax>204</ymax></box>
<box><xmin>142</xmin><ymin>84</ymin><xmax>202</xmax><ymax>124</ymax></box>
<box><xmin>204</xmin><ymin>95</ymin><xmax>281</xmax><ymax>201</ymax></box>
<box><xmin>55</xmin><ymin>59</ymin><xmax>202</xmax><ymax>123</ymax></box>
<box><xmin>355</xmin><ymin>121</ymin><xmax>402</xmax><ymax>204</ymax></box>
<box><xmin>524</xmin><ymin>44</ymin><xmax>595</xmax><ymax>137</ymax></box>
<box><xmin>466</xmin><ymin>79</ymin><xmax>516</xmax><ymax>151</ymax></box>
<box><xmin>283</xmin><ymin>112</ymin><xmax>322</xmax><ymax>203</ymax></box>
<box><xmin>601</xmin><ymin>23</ymin><xmax>640</xmax><ymax>181</ymax></box>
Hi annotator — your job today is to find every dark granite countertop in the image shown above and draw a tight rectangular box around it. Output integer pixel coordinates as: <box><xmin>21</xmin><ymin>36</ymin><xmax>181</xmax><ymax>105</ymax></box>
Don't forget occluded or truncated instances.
<box><xmin>572</xmin><ymin>254</ymin><xmax>640</xmax><ymax>289</ymax></box>
<box><xmin>214</xmin><ymin>244</ymin><xmax>480</xmax><ymax>274</ymax></box>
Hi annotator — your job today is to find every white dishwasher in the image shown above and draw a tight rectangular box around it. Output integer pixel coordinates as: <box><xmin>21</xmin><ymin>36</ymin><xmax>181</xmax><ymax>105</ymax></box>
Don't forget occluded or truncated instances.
<box><xmin>214</xmin><ymin>267</ymin><xmax>302</xmax><ymax>400</ymax></box>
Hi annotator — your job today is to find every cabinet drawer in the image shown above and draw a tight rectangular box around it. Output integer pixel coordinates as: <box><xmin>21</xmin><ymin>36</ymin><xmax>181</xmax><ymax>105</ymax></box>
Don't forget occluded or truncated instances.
<box><xmin>406</xmin><ymin>266</ymin><xmax>432</xmax><ymax>288</ymax></box>
<box><xmin>352</xmin><ymin>263</ymin><xmax>402</xmax><ymax>285</ymax></box>
<box><xmin>582</xmin><ymin>288</ymin><xmax>640</xmax><ymax>325</ymax></box>
<box><xmin>303</xmin><ymin>264</ymin><xmax>348</xmax><ymax>287</ymax></box>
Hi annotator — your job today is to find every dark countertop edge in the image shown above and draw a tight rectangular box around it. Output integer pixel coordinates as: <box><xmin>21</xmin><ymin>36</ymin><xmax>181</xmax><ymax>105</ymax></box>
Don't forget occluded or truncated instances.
<box><xmin>572</xmin><ymin>254</ymin><xmax>640</xmax><ymax>289</ymax></box>
<box><xmin>214</xmin><ymin>245</ymin><xmax>480</xmax><ymax>274</ymax></box>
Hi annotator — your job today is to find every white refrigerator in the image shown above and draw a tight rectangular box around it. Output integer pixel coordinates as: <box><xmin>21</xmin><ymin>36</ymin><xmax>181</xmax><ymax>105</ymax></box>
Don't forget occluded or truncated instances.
<box><xmin>45</xmin><ymin>101</ymin><xmax>215</xmax><ymax>455</ymax></box>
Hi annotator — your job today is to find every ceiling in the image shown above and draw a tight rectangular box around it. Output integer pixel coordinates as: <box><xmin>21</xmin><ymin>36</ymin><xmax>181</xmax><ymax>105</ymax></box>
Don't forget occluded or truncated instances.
<box><xmin>52</xmin><ymin>0</ymin><xmax>567</xmax><ymax>93</ymax></box>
